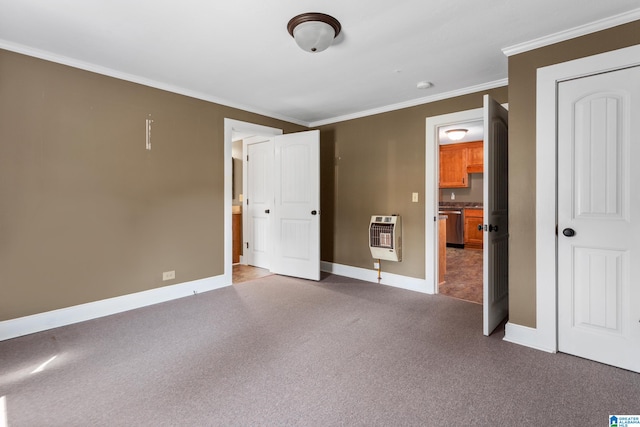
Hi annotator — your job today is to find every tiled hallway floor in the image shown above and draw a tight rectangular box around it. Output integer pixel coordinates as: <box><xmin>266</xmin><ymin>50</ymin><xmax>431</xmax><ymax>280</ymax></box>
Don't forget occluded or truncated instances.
<box><xmin>439</xmin><ymin>247</ymin><xmax>483</xmax><ymax>304</ymax></box>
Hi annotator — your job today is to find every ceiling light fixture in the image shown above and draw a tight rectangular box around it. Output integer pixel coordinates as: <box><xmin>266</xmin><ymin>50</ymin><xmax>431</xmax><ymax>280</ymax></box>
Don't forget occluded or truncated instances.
<box><xmin>445</xmin><ymin>129</ymin><xmax>468</xmax><ymax>141</ymax></box>
<box><xmin>287</xmin><ymin>12</ymin><xmax>341</xmax><ymax>53</ymax></box>
<box><xmin>417</xmin><ymin>81</ymin><xmax>433</xmax><ymax>89</ymax></box>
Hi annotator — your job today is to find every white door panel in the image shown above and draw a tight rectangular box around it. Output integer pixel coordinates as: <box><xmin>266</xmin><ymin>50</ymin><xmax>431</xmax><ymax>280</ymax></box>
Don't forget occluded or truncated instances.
<box><xmin>483</xmin><ymin>95</ymin><xmax>509</xmax><ymax>336</ymax></box>
<box><xmin>245</xmin><ymin>137</ymin><xmax>273</xmax><ymax>269</ymax></box>
<box><xmin>271</xmin><ymin>130</ymin><xmax>320</xmax><ymax>281</ymax></box>
<box><xmin>558</xmin><ymin>65</ymin><xmax>640</xmax><ymax>373</ymax></box>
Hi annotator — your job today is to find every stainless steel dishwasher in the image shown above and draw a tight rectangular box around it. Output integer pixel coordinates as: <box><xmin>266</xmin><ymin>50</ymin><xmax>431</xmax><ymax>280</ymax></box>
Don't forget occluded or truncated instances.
<box><xmin>438</xmin><ymin>208</ymin><xmax>464</xmax><ymax>248</ymax></box>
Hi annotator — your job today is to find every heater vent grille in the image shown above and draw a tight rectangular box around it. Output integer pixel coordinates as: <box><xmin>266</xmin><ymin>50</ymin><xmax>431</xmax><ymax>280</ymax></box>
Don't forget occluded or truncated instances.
<box><xmin>369</xmin><ymin>215</ymin><xmax>402</xmax><ymax>262</ymax></box>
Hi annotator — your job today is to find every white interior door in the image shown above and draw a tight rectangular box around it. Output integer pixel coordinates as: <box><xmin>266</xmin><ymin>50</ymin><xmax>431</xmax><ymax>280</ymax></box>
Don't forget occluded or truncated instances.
<box><xmin>244</xmin><ymin>136</ymin><xmax>273</xmax><ymax>269</ymax></box>
<box><xmin>557</xmin><ymin>65</ymin><xmax>640</xmax><ymax>373</ymax></box>
<box><xmin>271</xmin><ymin>130</ymin><xmax>320</xmax><ymax>281</ymax></box>
<box><xmin>483</xmin><ymin>95</ymin><xmax>509</xmax><ymax>336</ymax></box>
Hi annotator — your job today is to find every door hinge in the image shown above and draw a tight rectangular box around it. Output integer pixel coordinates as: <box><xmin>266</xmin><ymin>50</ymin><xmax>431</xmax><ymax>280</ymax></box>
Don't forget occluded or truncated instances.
<box><xmin>246</xmin><ymin>155</ymin><xmax>249</xmax><ymax>161</ymax></box>
<box><xmin>246</xmin><ymin>242</ymin><xmax>249</xmax><ymax>249</ymax></box>
<box><xmin>246</xmin><ymin>199</ymin><xmax>249</xmax><ymax>205</ymax></box>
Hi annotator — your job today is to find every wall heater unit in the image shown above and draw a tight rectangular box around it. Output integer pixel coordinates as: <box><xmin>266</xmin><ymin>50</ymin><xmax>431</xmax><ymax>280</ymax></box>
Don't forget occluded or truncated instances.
<box><xmin>369</xmin><ymin>215</ymin><xmax>402</xmax><ymax>262</ymax></box>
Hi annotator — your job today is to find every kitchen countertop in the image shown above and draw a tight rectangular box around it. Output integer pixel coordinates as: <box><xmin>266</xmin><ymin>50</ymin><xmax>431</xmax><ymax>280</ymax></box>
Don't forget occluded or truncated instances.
<box><xmin>439</xmin><ymin>202</ymin><xmax>483</xmax><ymax>208</ymax></box>
<box><xmin>439</xmin><ymin>202</ymin><xmax>483</xmax><ymax>209</ymax></box>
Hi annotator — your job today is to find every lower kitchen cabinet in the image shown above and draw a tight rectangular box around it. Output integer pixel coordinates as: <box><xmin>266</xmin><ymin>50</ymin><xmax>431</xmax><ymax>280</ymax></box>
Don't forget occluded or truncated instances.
<box><xmin>464</xmin><ymin>208</ymin><xmax>483</xmax><ymax>249</ymax></box>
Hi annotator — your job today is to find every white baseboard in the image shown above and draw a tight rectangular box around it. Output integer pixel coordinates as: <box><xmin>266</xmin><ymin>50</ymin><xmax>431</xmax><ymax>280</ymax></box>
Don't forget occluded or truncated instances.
<box><xmin>321</xmin><ymin>261</ymin><xmax>432</xmax><ymax>294</ymax></box>
<box><xmin>0</xmin><ymin>275</ymin><xmax>229</xmax><ymax>341</ymax></box>
<box><xmin>503</xmin><ymin>322</ymin><xmax>557</xmax><ymax>353</ymax></box>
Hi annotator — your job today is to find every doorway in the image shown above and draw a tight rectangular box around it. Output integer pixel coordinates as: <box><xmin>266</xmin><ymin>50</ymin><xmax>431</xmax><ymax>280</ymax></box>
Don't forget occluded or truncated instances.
<box><xmin>426</xmin><ymin>96</ymin><xmax>509</xmax><ymax>336</ymax></box>
<box><xmin>231</xmin><ymin>133</ymin><xmax>273</xmax><ymax>284</ymax></box>
<box><xmin>437</xmin><ymin>119</ymin><xmax>485</xmax><ymax>304</ymax></box>
<box><xmin>225</xmin><ymin>120</ymin><xmax>321</xmax><ymax>284</ymax></box>
<box><xmin>224</xmin><ymin>119</ymin><xmax>282</xmax><ymax>285</ymax></box>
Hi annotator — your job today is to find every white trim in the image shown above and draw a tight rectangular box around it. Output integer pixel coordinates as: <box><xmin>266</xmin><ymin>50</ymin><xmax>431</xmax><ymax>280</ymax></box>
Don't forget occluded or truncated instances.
<box><xmin>502</xmin><ymin>8</ymin><xmax>640</xmax><ymax>57</ymax></box>
<box><xmin>425</xmin><ymin>108</ymin><xmax>485</xmax><ymax>295</ymax></box>
<box><xmin>310</xmin><ymin>79</ymin><xmax>508</xmax><ymax>127</ymax></box>
<box><xmin>0</xmin><ymin>396</ymin><xmax>6</xmax><ymax>427</ymax></box>
<box><xmin>0</xmin><ymin>38</ymin><xmax>509</xmax><ymax>128</ymax></box>
<box><xmin>503</xmin><ymin>322</ymin><xmax>556</xmax><ymax>353</ymax></box>
<box><xmin>321</xmin><ymin>261</ymin><xmax>431</xmax><ymax>294</ymax></box>
<box><xmin>0</xmin><ymin>275</ymin><xmax>228</xmax><ymax>341</ymax></box>
<box><xmin>0</xmin><ymin>39</ymin><xmax>308</xmax><ymax>127</ymax></box>
<box><xmin>534</xmin><ymin>43</ymin><xmax>640</xmax><ymax>354</ymax></box>
<box><xmin>224</xmin><ymin>119</ymin><xmax>282</xmax><ymax>285</ymax></box>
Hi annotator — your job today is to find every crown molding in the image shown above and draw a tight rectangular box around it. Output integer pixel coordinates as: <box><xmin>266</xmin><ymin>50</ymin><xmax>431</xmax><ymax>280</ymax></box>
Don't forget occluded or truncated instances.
<box><xmin>309</xmin><ymin>78</ymin><xmax>509</xmax><ymax>127</ymax></box>
<box><xmin>0</xmin><ymin>39</ymin><xmax>309</xmax><ymax>127</ymax></box>
<box><xmin>0</xmin><ymin>39</ymin><xmax>510</xmax><ymax>129</ymax></box>
<box><xmin>502</xmin><ymin>7</ymin><xmax>640</xmax><ymax>57</ymax></box>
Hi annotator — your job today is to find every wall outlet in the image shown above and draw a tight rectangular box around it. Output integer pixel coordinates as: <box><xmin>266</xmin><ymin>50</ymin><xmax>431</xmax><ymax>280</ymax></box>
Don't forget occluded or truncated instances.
<box><xmin>412</xmin><ymin>192</ymin><xmax>419</xmax><ymax>203</ymax></box>
<box><xmin>373</xmin><ymin>262</ymin><xmax>380</xmax><ymax>269</ymax></box>
<box><xmin>162</xmin><ymin>270</ymin><xmax>175</xmax><ymax>281</ymax></box>
<box><xmin>450</xmin><ymin>192</ymin><xmax>456</xmax><ymax>200</ymax></box>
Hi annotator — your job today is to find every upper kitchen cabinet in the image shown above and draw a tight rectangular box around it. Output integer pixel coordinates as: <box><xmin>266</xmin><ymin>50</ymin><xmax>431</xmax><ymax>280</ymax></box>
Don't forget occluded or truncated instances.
<box><xmin>439</xmin><ymin>140</ymin><xmax>484</xmax><ymax>188</ymax></box>
<box><xmin>439</xmin><ymin>144</ymin><xmax>468</xmax><ymax>188</ymax></box>
<box><xmin>466</xmin><ymin>141</ymin><xmax>484</xmax><ymax>173</ymax></box>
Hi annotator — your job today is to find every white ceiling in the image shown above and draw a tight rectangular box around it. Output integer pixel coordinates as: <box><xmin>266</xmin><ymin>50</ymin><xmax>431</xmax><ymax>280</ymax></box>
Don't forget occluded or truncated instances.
<box><xmin>0</xmin><ymin>1</ymin><xmax>638</xmax><ymax>127</ymax></box>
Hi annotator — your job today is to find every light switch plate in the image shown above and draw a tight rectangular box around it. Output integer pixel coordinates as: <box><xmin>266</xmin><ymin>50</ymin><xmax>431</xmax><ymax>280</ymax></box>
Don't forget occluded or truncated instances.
<box><xmin>412</xmin><ymin>192</ymin><xmax>419</xmax><ymax>202</ymax></box>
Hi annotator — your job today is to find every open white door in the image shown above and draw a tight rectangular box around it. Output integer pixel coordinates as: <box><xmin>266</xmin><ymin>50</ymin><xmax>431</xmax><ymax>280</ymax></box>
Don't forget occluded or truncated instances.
<box><xmin>271</xmin><ymin>130</ymin><xmax>321</xmax><ymax>281</ymax></box>
<box><xmin>244</xmin><ymin>136</ymin><xmax>273</xmax><ymax>269</ymax></box>
<box><xmin>483</xmin><ymin>95</ymin><xmax>509</xmax><ymax>336</ymax></box>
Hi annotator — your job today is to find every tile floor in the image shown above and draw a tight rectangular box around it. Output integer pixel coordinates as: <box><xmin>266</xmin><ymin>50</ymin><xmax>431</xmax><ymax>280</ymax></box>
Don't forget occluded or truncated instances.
<box><xmin>438</xmin><ymin>247</ymin><xmax>483</xmax><ymax>304</ymax></box>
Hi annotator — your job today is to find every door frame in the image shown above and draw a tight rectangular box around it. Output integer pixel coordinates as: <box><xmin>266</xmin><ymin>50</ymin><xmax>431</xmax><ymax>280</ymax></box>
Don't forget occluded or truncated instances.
<box><xmin>535</xmin><ymin>44</ymin><xmax>640</xmax><ymax>352</ymax></box>
<box><xmin>224</xmin><ymin>119</ymin><xmax>282</xmax><ymax>284</ymax></box>
<box><xmin>425</xmin><ymin>108</ymin><xmax>484</xmax><ymax>294</ymax></box>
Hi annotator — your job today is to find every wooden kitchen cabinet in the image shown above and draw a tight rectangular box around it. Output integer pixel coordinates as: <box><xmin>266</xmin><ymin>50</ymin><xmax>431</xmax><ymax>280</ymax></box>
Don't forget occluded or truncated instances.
<box><xmin>464</xmin><ymin>208</ymin><xmax>483</xmax><ymax>249</ymax></box>
<box><xmin>439</xmin><ymin>141</ymin><xmax>484</xmax><ymax>188</ymax></box>
<box><xmin>439</xmin><ymin>144</ymin><xmax>468</xmax><ymax>188</ymax></box>
<box><xmin>232</xmin><ymin>212</ymin><xmax>242</xmax><ymax>263</ymax></box>
<box><xmin>466</xmin><ymin>141</ymin><xmax>484</xmax><ymax>173</ymax></box>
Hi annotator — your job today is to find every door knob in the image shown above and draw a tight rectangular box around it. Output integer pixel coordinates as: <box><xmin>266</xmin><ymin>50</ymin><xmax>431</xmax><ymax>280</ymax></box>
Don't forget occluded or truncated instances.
<box><xmin>562</xmin><ymin>228</ymin><xmax>575</xmax><ymax>237</ymax></box>
<box><xmin>311</xmin><ymin>210</ymin><xmax>318</xmax><ymax>215</ymax></box>
<box><xmin>265</xmin><ymin>209</ymin><xmax>270</xmax><ymax>214</ymax></box>
<box><xmin>489</xmin><ymin>224</ymin><xmax>499</xmax><ymax>232</ymax></box>
<box><xmin>477</xmin><ymin>224</ymin><xmax>483</xmax><ymax>231</ymax></box>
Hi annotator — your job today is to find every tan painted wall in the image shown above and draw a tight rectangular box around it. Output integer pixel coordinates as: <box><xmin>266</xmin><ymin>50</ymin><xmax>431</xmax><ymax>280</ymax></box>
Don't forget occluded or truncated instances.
<box><xmin>507</xmin><ymin>21</ymin><xmax>640</xmax><ymax>327</ymax></box>
<box><xmin>317</xmin><ymin>88</ymin><xmax>508</xmax><ymax>279</ymax></box>
<box><xmin>0</xmin><ymin>49</ymin><xmax>305</xmax><ymax>321</ymax></box>
<box><xmin>7</xmin><ymin>20</ymin><xmax>637</xmax><ymax>327</ymax></box>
